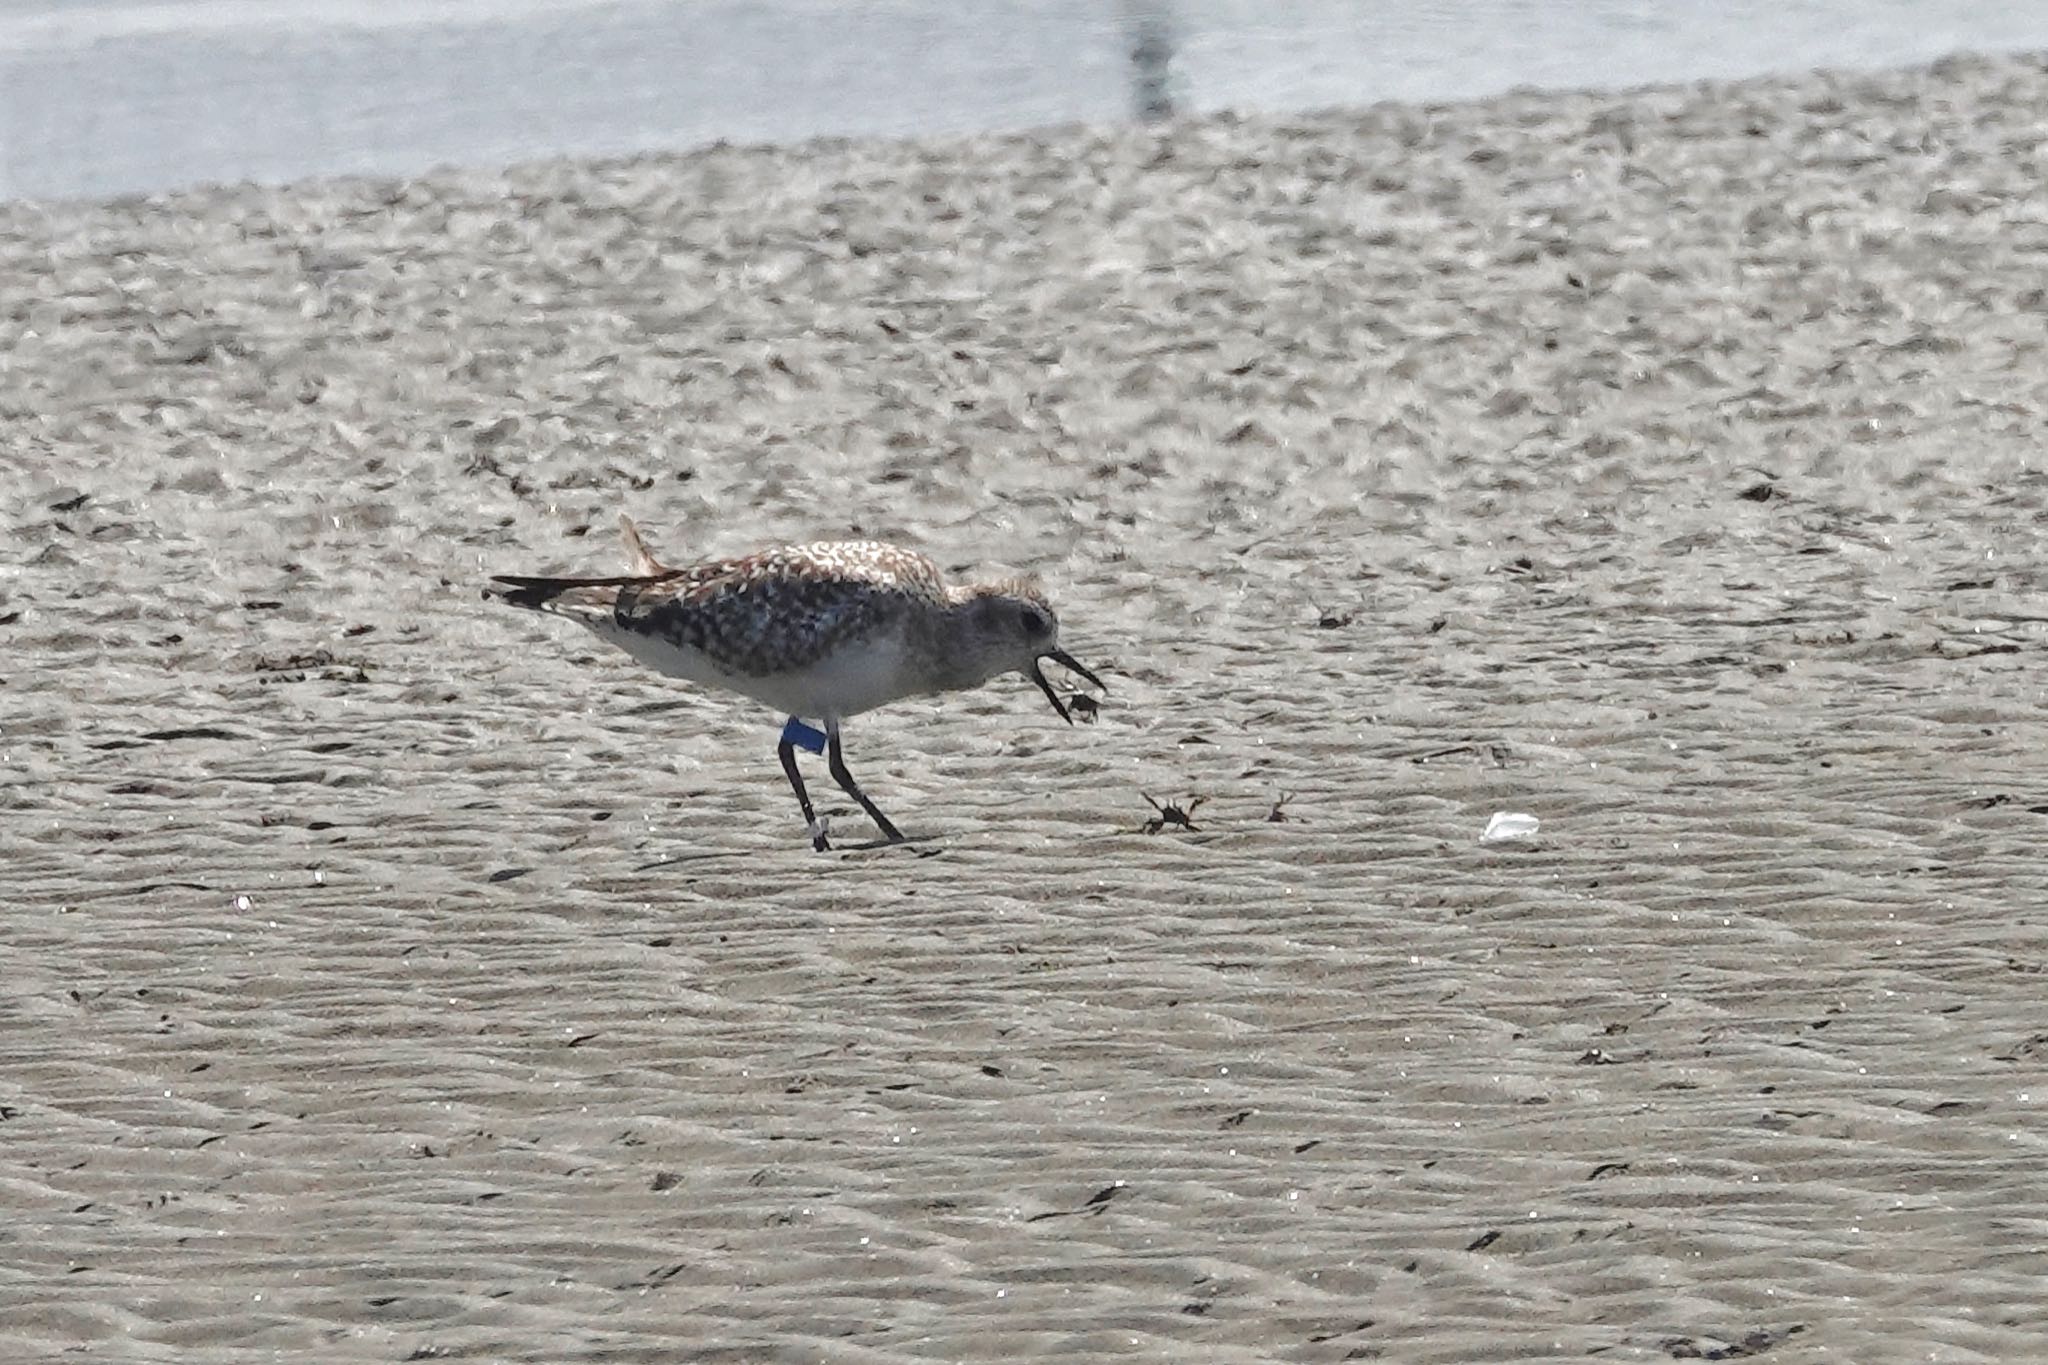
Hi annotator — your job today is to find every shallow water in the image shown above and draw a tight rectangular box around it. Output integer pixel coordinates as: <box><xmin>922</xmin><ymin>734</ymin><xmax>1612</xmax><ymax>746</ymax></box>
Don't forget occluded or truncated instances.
<box><xmin>5</xmin><ymin>0</ymin><xmax>2048</xmax><ymax>199</ymax></box>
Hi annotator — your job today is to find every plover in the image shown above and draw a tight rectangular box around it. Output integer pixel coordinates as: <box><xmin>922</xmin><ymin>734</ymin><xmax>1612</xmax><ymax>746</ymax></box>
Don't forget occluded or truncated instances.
<box><xmin>485</xmin><ymin>518</ymin><xmax>1105</xmax><ymax>851</ymax></box>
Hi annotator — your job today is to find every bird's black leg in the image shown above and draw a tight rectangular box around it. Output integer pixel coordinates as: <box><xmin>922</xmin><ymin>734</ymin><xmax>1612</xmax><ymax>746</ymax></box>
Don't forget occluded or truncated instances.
<box><xmin>778</xmin><ymin>720</ymin><xmax>829</xmax><ymax>852</ymax></box>
<box><xmin>826</xmin><ymin>720</ymin><xmax>904</xmax><ymax>844</ymax></box>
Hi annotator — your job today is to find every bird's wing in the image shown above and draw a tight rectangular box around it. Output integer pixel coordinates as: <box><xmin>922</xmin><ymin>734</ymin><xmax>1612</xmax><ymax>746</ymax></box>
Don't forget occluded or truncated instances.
<box><xmin>621</xmin><ymin>543</ymin><xmax>942</xmax><ymax>676</ymax></box>
<box><xmin>487</xmin><ymin>542</ymin><xmax>946</xmax><ymax>676</ymax></box>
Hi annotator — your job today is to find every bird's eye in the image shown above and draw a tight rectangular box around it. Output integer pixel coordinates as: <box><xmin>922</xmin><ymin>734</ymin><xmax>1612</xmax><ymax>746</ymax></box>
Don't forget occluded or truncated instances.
<box><xmin>1019</xmin><ymin>606</ymin><xmax>1049</xmax><ymax>637</ymax></box>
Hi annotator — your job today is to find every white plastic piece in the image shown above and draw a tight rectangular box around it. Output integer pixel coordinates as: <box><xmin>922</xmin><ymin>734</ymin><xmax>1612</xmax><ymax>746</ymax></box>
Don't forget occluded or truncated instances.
<box><xmin>1481</xmin><ymin>811</ymin><xmax>1540</xmax><ymax>844</ymax></box>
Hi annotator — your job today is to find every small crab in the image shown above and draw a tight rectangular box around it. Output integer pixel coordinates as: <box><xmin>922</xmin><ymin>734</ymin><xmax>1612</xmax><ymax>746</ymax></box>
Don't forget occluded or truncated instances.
<box><xmin>1309</xmin><ymin>598</ymin><xmax>1355</xmax><ymax>630</ymax></box>
<box><xmin>1141</xmin><ymin>793</ymin><xmax>1205</xmax><ymax>834</ymax></box>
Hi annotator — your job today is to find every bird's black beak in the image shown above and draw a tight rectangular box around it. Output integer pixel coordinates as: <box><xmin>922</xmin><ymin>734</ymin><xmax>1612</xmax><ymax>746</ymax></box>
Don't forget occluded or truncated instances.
<box><xmin>1030</xmin><ymin>648</ymin><xmax>1106</xmax><ymax>725</ymax></box>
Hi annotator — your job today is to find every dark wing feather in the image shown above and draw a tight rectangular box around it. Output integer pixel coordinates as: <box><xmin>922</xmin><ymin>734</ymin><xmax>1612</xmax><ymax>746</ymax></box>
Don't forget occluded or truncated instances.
<box><xmin>487</xmin><ymin>542</ymin><xmax>944</xmax><ymax>677</ymax></box>
<box><xmin>630</xmin><ymin>567</ymin><xmax>904</xmax><ymax>677</ymax></box>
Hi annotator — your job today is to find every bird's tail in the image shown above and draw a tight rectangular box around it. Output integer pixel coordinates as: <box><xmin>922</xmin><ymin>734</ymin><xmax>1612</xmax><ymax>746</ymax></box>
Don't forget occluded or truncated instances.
<box><xmin>482</xmin><ymin>573</ymin><xmax>649</xmax><ymax>618</ymax></box>
<box><xmin>485</xmin><ymin>515</ymin><xmax>679</xmax><ymax>616</ymax></box>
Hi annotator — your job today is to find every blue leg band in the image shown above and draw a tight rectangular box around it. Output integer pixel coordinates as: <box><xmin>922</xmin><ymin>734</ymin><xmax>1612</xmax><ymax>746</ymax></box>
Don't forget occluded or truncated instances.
<box><xmin>781</xmin><ymin>717</ymin><xmax>828</xmax><ymax>755</ymax></box>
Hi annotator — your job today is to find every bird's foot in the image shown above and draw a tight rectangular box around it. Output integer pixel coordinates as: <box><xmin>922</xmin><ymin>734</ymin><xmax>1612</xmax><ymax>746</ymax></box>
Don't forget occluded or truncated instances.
<box><xmin>807</xmin><ymin>815</ymin><xmax>832</xmax><ymax>852</ymax></box>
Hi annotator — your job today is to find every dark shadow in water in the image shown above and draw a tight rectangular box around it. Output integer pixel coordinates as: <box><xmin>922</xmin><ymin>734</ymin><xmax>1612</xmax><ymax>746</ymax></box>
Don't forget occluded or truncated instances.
<box><xmin>1126</xmin><ymin>3</ymin><xmax>1177</xmax><ymax>122</ymax></box>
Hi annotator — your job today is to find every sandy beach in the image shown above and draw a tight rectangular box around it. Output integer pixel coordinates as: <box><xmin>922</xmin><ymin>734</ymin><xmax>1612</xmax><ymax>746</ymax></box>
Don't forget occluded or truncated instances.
<box><xmin>4</xmin><ymin>49</ymin><xmax>2048</xmax><ymax>1362</ymax></box>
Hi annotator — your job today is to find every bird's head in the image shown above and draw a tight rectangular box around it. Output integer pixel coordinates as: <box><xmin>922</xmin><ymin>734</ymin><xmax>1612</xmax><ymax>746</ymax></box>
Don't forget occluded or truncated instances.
<box><xmin>949</xmin><ymin>579</ymin><xmax>1105</xmax><ymax>721</ymax></box>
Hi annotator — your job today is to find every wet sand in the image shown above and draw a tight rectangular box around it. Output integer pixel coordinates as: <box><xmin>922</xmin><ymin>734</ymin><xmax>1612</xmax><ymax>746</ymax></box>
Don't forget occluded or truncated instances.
<box><xmin>4</xmin><ymin>50</ymin><xmax>2048</xmax><ymax>1363</ymax></box>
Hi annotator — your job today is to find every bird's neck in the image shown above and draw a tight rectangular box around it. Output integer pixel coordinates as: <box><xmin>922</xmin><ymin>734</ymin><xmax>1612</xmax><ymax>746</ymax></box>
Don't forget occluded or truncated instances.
<box><xmin>913</xmin><ymin>603</ymin><xmax>999</xmax><ymax>693</ymax></box>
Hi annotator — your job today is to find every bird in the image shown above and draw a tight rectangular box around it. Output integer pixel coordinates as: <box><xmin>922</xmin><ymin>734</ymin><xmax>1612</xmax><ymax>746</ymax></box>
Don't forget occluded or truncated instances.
<box><xmin>483</xmin><ymin>517</ymin><xmax>1105</xmax><ymax>851</ymax></box>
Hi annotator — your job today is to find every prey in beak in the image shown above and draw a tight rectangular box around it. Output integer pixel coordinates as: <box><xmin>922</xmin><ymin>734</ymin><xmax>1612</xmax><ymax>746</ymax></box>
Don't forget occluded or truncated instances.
<box><xmin>1030</xmin><ymin>648</ymin><xmax>1106</xmax><ymax>724</ymax></box>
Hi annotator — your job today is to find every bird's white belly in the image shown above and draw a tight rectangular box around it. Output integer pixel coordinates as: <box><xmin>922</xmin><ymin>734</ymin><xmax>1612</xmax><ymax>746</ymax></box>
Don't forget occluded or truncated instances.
<box><xmin>596</xmin><ymin>620</ymin><xmax>912</xmax><ymax>721</ymax></box>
